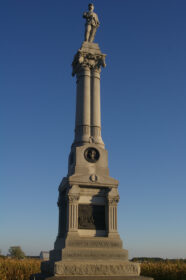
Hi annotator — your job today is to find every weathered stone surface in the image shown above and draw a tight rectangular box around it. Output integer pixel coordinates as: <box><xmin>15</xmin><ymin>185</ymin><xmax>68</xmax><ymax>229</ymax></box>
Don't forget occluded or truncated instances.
<box><xmin>41</xmin><ymin>261</ymin><xmax>140</xmax><ymax>277</ymax></box>
<box><xmin>55</xmin><ymin>236</ymin><xmax>124</xmax><ymax>249</ymax></box>
<box><xmin>54</xmin><ymin>261</ymin><xmax>140</xmax><ymax>276</ymax></box>
<box><xmin>31</xmin><ymin>274</ymin><xmax>153</xmax><ymax>280</ymax></box>
<box><xmin>67</xmin><ymin>144</ymin><xmax>118</xmax><ymax>185</ymax></box>
<box><xmin>50</xmin><ymin>248</ymin><xmax>128</xmax><ymax>262</ymax></box>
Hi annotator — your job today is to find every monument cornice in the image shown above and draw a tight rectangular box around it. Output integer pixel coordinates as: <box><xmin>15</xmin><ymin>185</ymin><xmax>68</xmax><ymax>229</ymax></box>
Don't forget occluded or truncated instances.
<box><xmin>58</xmin><ymin>175</ymin><xmax>119</xmax><ymax>193</ymax></box>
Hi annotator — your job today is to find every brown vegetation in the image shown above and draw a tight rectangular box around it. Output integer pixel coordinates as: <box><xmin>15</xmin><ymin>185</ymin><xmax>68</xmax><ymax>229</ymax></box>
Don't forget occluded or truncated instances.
<box><xmin>141</xmin><ymin>261</ymin><xmax>186</xmax><ymax>280</ymax></box>
<box><xmin>0</xmin><ymin>257</ymin><xmax>186</xmax><ymax>280</ymax></box>
<box><xmin>0</xmin><ymin>257</ymin><xmax>40</xmax><ymax>280</ymax></box>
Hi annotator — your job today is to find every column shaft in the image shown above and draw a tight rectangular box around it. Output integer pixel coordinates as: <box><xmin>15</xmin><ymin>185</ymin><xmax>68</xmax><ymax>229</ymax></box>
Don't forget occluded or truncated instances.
<box><xmin>68</xmin><ymin>202</ymin><xmax>78</xmax><ymax>232</ymax></box>
<box><xmin>108</xmin><ymin>204</ymin><xmax>118</xmax><ymax>233</ymax></box>
<box><xmin>74</xmin><ymin>66</ymin><xmax>91</xmax><ymax>144</ymax></box>
<box><xmin>91</xmin><ymin>69</ymin><xmax>101</xmax><ymax>127</ymax></box>
<box><xmin>91</xmin><ymin>69</ymin><xmax>104</xmax><ymax>146</ymax></box>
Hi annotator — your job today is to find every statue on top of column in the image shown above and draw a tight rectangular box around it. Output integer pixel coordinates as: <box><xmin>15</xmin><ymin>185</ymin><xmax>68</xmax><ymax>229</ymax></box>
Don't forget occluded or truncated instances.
<box><xmin>83</xmin><ymin>3</ymin><xmax>100</xmax><ymax>43</ymax></box>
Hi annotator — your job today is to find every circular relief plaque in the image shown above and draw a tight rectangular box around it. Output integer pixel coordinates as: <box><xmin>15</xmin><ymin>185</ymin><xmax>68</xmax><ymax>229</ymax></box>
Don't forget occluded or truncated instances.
<box><xmin>89</xmin><ymin>174</ymin><xmax>98</xmax><ymax>182</ymax></box>
<box><xmin>84</xmin><ymin>147</ymin><xmax>100</xmax><ymax>163</ymax></box>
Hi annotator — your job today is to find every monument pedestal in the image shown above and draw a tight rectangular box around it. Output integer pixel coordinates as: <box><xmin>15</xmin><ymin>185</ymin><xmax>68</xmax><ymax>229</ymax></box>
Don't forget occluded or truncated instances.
<box><xmin>36</xmin><ymin>142</ymin><xmax>152</xmax><ymax>279</ymax></box>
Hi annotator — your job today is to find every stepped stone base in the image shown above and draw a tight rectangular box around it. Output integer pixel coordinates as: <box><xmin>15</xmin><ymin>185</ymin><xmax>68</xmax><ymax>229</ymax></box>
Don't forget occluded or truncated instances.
<box><xmin>54</xmin><ymin>236</ymin><xmax>124</xmax><ymax>250</ymax></box>
<box><xmin>31</xmin><ymin>274</ymin><xmax>153</xmax><ymax>280</ymax></box>
<box><xmin>31</xmin><ymin>237</ymin><xmax>154</xmax><ymax>280</ymax></box>
<box><xmin>50</xmin><ymin>236</ymin><xmax>128</xmax><ymax>262</ymax></box>
<box><xmin>41</xmin><ymin>260</ymin><xmax>140</xmax><ymax>276</ymax></box>
<box><xmin>50</xmin><ymin>248</ymin><xmax>128</xmax><ymax>261</ymax></box>
<box><xmin>30</xmin><ymin>259</ymin><xmax>153</xmax><ymax>280</ymax></box>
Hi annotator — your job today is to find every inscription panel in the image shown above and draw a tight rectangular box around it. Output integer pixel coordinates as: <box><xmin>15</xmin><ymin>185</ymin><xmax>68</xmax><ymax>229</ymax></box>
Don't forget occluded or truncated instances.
<box><xmin>78</xmin><ymin>204</ymin><xmax>105</xmax><ymax>230</ymax></box>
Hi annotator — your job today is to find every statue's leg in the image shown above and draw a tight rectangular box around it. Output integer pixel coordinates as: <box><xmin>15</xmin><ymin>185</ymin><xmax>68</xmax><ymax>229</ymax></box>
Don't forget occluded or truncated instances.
<box><xmin>89</xmin><ymin>27</ymin><xmax>97</xmax><ymax>43</ymax></box>
<box><xmin>85</xmin><ymin>24</ymin><xmax>91</xmax><ymax>41</ymax></box>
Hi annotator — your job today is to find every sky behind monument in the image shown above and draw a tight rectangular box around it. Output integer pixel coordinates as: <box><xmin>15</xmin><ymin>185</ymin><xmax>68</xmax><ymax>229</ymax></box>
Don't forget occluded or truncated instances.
<box><xmin>1</xmin><ymin>0</ymin><xmax>186</xmax><ymax>258</ymax></box>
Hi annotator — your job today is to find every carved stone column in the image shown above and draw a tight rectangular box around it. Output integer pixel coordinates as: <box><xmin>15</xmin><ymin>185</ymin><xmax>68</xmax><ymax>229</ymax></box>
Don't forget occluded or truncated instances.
<box><xmin>66</xmin><ymin>185</ymin><xmax>80</xmax><ymax>235</ymax></box>
<box><xmin>74</xmin><ymin>66</ymin><xmax>91</xmax><ymax>144</ymax></box>
<box><xmin>91</xmin><ymin>68</ymin><xmax>104</xmax><ymax>146</ymax></box>
<box><xmin>108</xmin><ymin>197</ymin><xmax>119</xmax><ymax>234</ymax></box>
<box><xmin>107</xmin><ymin>188</ymin><xmax>120</xmax><ymax>237</ymax></box>
<box><xmin>67</xmin><ymin>194</ymin><xmax>79</xmax><ymax>233</ymax></box>
<box><xmin>72</xmin><ymin>42</ymin><xmax>106</xmax><ymax>147</ymax></box>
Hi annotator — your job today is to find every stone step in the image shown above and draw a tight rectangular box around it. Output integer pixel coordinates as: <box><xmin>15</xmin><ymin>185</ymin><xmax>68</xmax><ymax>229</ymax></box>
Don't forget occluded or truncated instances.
<box><xmin>55</xmin><ymin>237</ymin><xmax>123</xmax><ymax>249</ymax></box>
<box><xmin>41</xmin><ymin>260</ymin><xmax>141</xmax><ymax>277</ymax></box>
<box><xmin>50</xmin><ymin>247</ymin><xmax>128</xmax><ymax>261</ymax></box>
<box><xmin>31</xmin><ymin>275</ymin><xmax>153</xmax><ymax>280</ymax></box>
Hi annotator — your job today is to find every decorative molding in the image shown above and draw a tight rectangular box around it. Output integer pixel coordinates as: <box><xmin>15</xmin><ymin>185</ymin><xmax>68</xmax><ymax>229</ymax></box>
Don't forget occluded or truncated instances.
<box><xmin>108</xmin><ymin>196</ymin><xmax>120</xmax><ymax>205</ymax></box>
<box><xmin>89</xmin><ymin>174</ymin><xmax>98</xmax><ymax>182</ymax></box>
<box><xmin>54</xmin><ymin>261</ymin><xmax>140</xmax><ymax>276</ymax></box>
<box><xmin>72</xmin><ymin>51</ymin><xmax>106</xmax><ymax>76</ymax></box>
<box><xmin>66</xmin><ymin>238</ymin><xmax>123</xmax><ymax>248</ymax></box>
<box><xmin>68</xmin><ymin>194</ymin><xmax>80</xmax><ymax>203</ymax></box>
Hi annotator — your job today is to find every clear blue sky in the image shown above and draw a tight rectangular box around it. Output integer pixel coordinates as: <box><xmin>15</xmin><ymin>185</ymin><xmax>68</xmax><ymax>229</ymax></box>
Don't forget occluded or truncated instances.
<box><xmin>1</xmin><ymin>0</ymin><xmax>186</xmax><ymax>258</ymax></box>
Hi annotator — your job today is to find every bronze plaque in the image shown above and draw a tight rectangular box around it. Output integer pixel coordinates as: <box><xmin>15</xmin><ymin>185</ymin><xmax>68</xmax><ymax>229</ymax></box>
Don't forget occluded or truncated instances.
<box><xmin>78</xmin><ymin>204</ymin><xmax>105</xmax><ymax>230</ymax></box>
<box><xmin>84</xmin><ymin>148</ymin><xmax>100</xmax><ymax>163</ymax></box>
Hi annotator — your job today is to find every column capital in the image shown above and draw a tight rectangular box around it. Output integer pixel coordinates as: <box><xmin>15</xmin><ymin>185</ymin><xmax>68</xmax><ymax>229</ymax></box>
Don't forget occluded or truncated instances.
<box><xmin>68</xmin><ymin>194</ymin><xmax>80</xmax><ymax>203</ymax></box>
<box><xmin>108</xmin><ymin>196</ymin><xmax>120</xmax><ymax>206</ymax></box>
<box><xmin>72</xmin><ymin>50</ymin><xmax>106</xmax><ymax>76</ymax></box>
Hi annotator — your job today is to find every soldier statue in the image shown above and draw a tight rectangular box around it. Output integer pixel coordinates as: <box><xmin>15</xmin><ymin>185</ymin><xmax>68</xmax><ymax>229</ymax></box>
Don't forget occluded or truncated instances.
<box><xmin>83</xmin><ymin>3</ymin><xmax>100</xmax><ymax>43</ymax></box>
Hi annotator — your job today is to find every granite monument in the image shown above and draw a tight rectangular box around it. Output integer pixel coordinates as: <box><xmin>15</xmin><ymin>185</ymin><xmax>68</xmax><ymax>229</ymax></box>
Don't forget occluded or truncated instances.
<box><xmin>32</xmin><ymin>4</ymin><xmax>153</xmax><ymax>280</ymax></box>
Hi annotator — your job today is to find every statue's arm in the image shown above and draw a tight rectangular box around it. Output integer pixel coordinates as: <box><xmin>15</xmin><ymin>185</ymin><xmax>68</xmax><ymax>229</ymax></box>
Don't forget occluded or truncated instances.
<box><xmin>93</xmin><ymin>15</ymin><xmax>100</xmax><ymax>27</ymax></box>
<box><xmin>83</xmin><ymin>12</ymin><xmax>88</xmax><ymax>19</ymax></box>
<box><xmin>96</xmin><ymin>14</ymin><xmax>100</xmax><ymax>26</ymax></box>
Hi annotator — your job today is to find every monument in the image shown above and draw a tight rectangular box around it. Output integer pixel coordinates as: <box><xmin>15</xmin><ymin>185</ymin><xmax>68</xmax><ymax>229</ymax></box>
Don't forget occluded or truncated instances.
<box><xmin>32</xmin><ymin>4</ymin><xmax>153</xmax><ymax>280</ymax></box>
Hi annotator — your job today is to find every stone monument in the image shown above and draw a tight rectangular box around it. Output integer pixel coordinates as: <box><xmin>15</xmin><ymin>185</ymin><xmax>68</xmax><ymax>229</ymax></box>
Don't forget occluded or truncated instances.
<box><xmin>32</xmin><ymin>4</ymin><xmax>153</xmax><ymax>280</ymax></box>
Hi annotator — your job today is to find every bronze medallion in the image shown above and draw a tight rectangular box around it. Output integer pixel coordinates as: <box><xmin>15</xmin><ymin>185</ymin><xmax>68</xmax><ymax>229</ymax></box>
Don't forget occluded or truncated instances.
<box><xmin>84</xmin><ymin>147</ymin><xmax>100</xmax><ymax>163</ymax></box>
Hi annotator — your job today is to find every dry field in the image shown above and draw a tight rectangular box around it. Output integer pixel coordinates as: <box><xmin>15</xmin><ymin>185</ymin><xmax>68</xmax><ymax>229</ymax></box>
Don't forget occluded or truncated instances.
<box><xmin>0</xmin><ymin>257</ymin><xmax>40</xmax><ymax>280</ymax></box>
<box><xmin>141</xmin><ymin>261</ymin><xmax>186</xmax><ymax>280</ymax></box>
<box><xmin>0</xmin><ymin>257</ymin><xmax>186</xmax><ymax>280</ymax></box>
